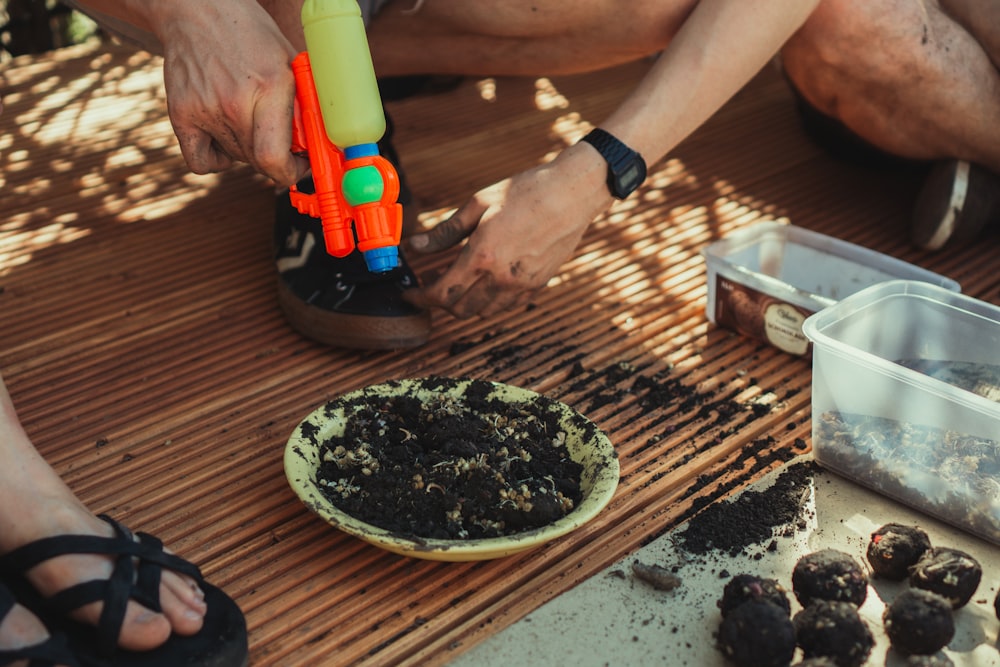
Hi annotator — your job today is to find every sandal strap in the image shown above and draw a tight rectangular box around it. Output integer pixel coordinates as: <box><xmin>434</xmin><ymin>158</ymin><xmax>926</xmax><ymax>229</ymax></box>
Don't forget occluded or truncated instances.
<box><xmin>0</xmin><ymin>581</ymin><xmax>79</xmax><ymax>667</ymax></box>
<box><xmin>0</xmin><ymin>515</ymin><xmax>203</xmax><ymax>659</ymax></box>
<box><xmin>0</xmin><ymin>582</ymin><xmax>14</xmax><ymax>622</ymax></box>
<box><xmin>0</xmin><ymin>632</ymin><xmax>78</xmax><ymax>667</ymax></box>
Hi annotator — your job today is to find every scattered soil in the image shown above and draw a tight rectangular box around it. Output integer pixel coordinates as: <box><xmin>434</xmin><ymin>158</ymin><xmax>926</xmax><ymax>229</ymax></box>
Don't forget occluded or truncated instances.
<box><xmin>312</xmin><ymin>377</ymin><xmax>588</xmax><ymax>540</ymax></box>
<box><xmin>674</xmin><ymin>460</ymin><xmax>817</xmax><ymax>557</ymax></box>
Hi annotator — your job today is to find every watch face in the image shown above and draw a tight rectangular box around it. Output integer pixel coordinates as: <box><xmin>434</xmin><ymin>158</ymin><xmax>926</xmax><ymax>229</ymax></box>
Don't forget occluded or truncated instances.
<box><xmin>620</xmin><ymin>163</ymin><xmax>644</xmax><ymax>189</ymax></box>
<box><xmin>613</xmin><ymin>157</ymin><xmax>647</xmax><ymax>198</ymax></box>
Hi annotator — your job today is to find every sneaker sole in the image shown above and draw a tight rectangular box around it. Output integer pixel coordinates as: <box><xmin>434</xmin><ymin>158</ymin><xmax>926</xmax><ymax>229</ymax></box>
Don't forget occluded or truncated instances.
<box><xmin>276</xmin><ymin>278</ymin><xmax>431</xmax><ymax>350</ymax></box>
<box><xmin>911</xmin><ymin>160</ymin><xmax>969</xmax><ymax>250</ymax></box>
<box><xmin>912</xmin><ymin>160</ymin><xmax>999</xmax><ymax>251</ymax></box>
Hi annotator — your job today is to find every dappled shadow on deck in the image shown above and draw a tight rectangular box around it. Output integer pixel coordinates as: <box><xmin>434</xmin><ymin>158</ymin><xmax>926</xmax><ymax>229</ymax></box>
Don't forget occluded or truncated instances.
<box><xmin>3</xmin><ymin>41</ymin><xmax>998</xmax><ymax>666</ymax></box>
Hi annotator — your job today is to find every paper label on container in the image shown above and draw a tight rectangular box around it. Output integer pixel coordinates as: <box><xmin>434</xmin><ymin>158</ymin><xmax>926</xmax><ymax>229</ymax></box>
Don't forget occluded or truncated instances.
<box><xmin>714</xmin><ymin>276</ymin><xmax>814</xmax><ymax>355</ymax></box>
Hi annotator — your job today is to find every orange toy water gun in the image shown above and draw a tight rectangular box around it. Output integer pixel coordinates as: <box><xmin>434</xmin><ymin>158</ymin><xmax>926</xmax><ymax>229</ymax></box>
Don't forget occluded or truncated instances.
<box><xmin>288</xmin><ymin>1</ymin><xmax>402</xmax><ymax>273</ymax></box>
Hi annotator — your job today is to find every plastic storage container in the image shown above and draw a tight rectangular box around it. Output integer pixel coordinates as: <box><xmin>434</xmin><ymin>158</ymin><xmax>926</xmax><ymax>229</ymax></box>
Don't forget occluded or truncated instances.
<box><xmin>702</xmin><ymin>221</ymin><xmax>960</xmax><ymax>355</ymax></box>
<box><xmin>803</xmin><ymin>280</ymin><xmax>1000</xmax><ymax>545</ymax></box>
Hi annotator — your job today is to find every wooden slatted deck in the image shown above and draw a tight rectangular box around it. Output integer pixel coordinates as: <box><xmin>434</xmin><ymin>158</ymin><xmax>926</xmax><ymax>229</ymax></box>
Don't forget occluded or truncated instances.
<box><xmin>3</xmin><ymin>41</ymin><xmax>999</xmax><ymax>666</ymax></box>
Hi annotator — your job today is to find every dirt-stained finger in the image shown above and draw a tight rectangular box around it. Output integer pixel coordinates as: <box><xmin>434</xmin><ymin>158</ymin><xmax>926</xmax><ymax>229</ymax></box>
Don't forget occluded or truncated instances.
<box><xmin>453</xmin><ymin>277</ymin><xmax>502</xmax><ymax>319</ymax></box>
<box><xmin>251</xmin><ymin>76</ymin><xmax>303</xmax><ymax>185</ymax></box>
<box><xmin>174</xmin><ymin>125</ymin><xmax>233</xmax><ymax>174</ymax></box>
<box><xmin>401</xmin><ymin>278</ymin><xmax>464</xmax><ymax>312</ymax></box>
<box><xmin>407</xmin><ymin>215</ymin><xmax>474</xmax><ymax>254</ymax></box>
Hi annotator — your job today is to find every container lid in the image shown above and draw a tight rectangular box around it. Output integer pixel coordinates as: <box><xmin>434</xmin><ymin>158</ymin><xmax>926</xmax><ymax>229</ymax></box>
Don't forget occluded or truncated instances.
<box><xmin>703</xmin><ymin>222</ymin><xmax>961</xmax><ymax>309</ymax></box>
<box><xmin>802</xmin><ymin>279</ymin><xmax>1000</xmax><ymax>411</ymax></box>
<box><xmin>802</xmin><ymin>279</ymin><xmax>1000</xmax><ymax>342</ymax></box>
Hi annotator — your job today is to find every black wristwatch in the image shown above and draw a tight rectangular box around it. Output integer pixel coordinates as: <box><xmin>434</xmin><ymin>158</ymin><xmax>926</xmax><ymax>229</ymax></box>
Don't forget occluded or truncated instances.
<box><xmin>580</xmin><ymin>128</ymin><xmax>647</xmax><ymax>199</ymax></box>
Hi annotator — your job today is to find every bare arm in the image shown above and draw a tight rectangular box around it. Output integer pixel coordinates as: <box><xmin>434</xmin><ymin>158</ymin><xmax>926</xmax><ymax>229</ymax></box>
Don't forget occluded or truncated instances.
<box><xmin>603</xmin><ymin>0</ymin><xmax>820</xmax><ymax>161</ymax></box>
<box><xmin>405</xmin><ymin>0</ymin><xmax>822</xmax><ymax>318</ymax></box>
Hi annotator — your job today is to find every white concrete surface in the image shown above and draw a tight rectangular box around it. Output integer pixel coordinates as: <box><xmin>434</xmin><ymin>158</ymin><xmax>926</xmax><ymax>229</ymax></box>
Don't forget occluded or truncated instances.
<box><xmin>450</xmin><ymin>458</ymin><xmax>1000</xmax><ymax>666</ymax></box>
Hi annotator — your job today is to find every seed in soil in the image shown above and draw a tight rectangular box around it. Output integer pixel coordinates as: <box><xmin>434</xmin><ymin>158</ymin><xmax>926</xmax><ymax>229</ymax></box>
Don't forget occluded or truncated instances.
<box><xmin>908</xmin><ymin>547</ymin><xmax>982</xmax><ymax>610</ymax></box>
<box><xmin>866</xmin><ymin>523</ymin><xmax>932</xmax><ymax>581</ymax></box>
<box><xmin>883</xmin><ymin>589</ymin><xmax>955</xmax><ymax>656</ymax></box>
<box><xmin>793</xmin><ymin>599</ymin><xmax>874</xmax><ymax>667</ymax></box>
<box><xmin>314</xmin><ymin>378</ymin><xmax>586</xmax><ymax>540</ymax></box>
<box><xmin>716</xmin><ymin>600</ymin><xmax>796</xmax><ymax>667</ymax></box>
<box><xmin>791</xmin><ymin>549</ymin><xmax>868</xmax><ymax>607</ymax></box>
<box><xmin>718</xmin><ymin>574</ymin><xmax>790</xmax><ymax>618</ymax></box>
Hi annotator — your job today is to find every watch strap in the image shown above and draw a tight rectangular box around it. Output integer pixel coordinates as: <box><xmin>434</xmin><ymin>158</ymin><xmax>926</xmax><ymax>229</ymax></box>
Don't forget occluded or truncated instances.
<box><xmin>580</xmin><ymin>128</ymin><xmax>646</xmax><ymax>199</ymax></box>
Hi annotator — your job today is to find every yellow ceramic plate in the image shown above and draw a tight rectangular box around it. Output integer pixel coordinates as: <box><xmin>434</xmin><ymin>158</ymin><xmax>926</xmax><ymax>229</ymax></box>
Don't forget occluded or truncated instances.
<box><xmin>284</xmin><ymin>377</ymin><xmax>619</xmax><ymax>561</ymax></box>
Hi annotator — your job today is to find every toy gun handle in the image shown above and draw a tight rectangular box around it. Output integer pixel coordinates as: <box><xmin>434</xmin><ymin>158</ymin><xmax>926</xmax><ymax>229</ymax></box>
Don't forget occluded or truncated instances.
<box><xmin>289</xmin><ymin>52</ymin><xmax>403</xmax><ymax>273</ymax></box>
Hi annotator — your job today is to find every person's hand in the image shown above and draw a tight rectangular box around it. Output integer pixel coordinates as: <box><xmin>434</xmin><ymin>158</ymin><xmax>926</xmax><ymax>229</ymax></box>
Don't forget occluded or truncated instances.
<box><xmin>403</xmin><ymin>143</ymin><xmax>613</xmax><ymax>319</ymax></box>
<box><xmin>153</xmin><ymin>0</ymin><xmax>308</xmax><ymax>185</ymax></box>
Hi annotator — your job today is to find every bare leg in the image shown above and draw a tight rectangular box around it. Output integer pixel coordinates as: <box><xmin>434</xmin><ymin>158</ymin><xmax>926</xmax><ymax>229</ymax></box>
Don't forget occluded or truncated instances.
<box><xmin>781</xmin><ymin>0</ymin><xmax>1000</xmax><ymax>173</ymax></box>
<box><xmin>259</xmin><ymin>0</ymin><xmax>697</xmax><ymax>75</ymax></box>
<box><xmin>368</xmin><ymin>0</ymin><xmax>697</xmax><ymax>76</ymax></box>
<box><xmin>0</xmin><ymin>377</ymin><xmax>208</xmax><ymax>652</ymax></box>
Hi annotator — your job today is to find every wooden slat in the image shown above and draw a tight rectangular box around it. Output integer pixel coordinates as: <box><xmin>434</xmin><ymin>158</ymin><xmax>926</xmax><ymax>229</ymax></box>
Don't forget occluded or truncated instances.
<box><xmin>3</xmin><ymin>41</ymin><xmax>999</xmax><ymax>666</ymax></box>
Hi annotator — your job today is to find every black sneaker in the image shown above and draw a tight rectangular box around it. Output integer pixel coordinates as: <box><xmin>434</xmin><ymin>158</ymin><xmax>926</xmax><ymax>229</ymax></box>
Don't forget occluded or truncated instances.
<box><xmin>274</xmin><ymin>182</ymin><xmax>431</xmax><ymax>349</ymax></box>
<box><xmin>911</xmin><ymin>160</ymin><xmax>1000</xmax><ymax>251</ymax></box>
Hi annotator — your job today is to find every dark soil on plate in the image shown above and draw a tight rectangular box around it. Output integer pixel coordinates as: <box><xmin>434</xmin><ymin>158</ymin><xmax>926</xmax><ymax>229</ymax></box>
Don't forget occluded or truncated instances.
<box><xmin>311</xmin><ymin>377</ymin><xmax>590</xmax><ymax>540</ymax></box>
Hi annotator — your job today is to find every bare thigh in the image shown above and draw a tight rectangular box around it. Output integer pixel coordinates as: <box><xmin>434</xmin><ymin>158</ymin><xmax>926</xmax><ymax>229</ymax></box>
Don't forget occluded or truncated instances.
<box><xmin>366</xmin><ymin>0</ymin><xmax>699</xmax><ymax>76</ymax></box>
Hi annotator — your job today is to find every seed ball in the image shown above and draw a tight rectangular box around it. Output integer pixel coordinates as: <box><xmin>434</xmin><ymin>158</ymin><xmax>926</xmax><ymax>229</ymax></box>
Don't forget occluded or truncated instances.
<box><xmin>718</xmin><ymin>574</ymin><xmax>791</xmax><ymax>618</ymax></box>
<box><xmin>866</xmin><ymin>523</ymin><xmax>931</xmax><ymax>580</ymax></box>
<box><xmin>903</xmin><ymin>654</ymin><xmax>955</xmax><ymax>666</ymax></box>
<box><xmin>908</xmin><ymin>547</ymin><xmax>982</xmax><ymax>609</ymax></box>
<box><xmin>794</xmin><ymin>658</ymin><xmax>840</xmax><ymax>667</ymax></box>
<box><xmin>883</xmin><ymin>589</ymin><xmax>955</xmax><ymax>656</ymax></box>
<box><xmin>793</xmin><ymin>600</ymin><xmax>874</xmax><ymax>667</ymax></box>
<box><xmin>716</xmin><ymin>600</ymin><xmax>796</xmax><ymax>667</ymax></box>
<box><xmin>792</xmin><ymin>549</ymin><xmax>868</xmax><ymax>607</ymax></box>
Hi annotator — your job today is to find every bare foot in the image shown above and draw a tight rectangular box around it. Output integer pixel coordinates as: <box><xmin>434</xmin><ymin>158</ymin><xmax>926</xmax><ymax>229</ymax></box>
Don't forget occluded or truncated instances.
<box><xmin>0</xmin><ymin>595</ymin><xmax>71</xmax><ymax>667</ymax></box>
<box><xmin>3</xmin><ymin>500</ymin><xmax>209</xmax><ymax>653</ymax></box>
<box><xmin>0</xmin><ymin>384</ymin><xmax>208</xmax><ymax>653</ymax></box>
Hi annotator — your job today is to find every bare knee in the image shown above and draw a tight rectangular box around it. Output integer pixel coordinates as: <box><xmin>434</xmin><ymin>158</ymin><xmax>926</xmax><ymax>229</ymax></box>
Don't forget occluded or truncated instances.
<box><xmin>782</xmin><ymin>0</ymin><xmax>1000</xmax><ymax>164</ymax></box>
<box><xmin>782</xmin><ymin>0</ymin><xmax>942</xmax><ymax>115</ymax></box>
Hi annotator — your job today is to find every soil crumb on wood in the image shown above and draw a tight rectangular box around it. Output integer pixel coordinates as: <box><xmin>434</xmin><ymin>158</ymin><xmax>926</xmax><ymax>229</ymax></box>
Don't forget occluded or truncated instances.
<box><xmin>313</xmin><ymin>377</ymin><xmax>587</xmax><ymax>540</ymax></box>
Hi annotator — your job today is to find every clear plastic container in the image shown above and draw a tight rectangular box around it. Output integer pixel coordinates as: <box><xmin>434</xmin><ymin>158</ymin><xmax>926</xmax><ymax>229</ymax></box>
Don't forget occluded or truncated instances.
<box><xmin>803</xmin><ymin>280</ymin><xmax>1000</xmax><ymax>545</ymax></box>
<box><xmin>702</xmin><ymin>221</ymin><xmax>960</xmax><ymax>355</ymax></box>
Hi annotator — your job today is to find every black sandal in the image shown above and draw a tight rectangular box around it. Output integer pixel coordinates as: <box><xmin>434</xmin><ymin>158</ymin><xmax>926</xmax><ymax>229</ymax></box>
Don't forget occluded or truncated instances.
<box><xmin>0</xmin><ymin>515</ymin><xmax>247</xmax><ymax>667</ymax></box>
<box><xmin>0</xmin><ymin>579</ymin><xmax>79</xmax><ymax>667</ymax></box>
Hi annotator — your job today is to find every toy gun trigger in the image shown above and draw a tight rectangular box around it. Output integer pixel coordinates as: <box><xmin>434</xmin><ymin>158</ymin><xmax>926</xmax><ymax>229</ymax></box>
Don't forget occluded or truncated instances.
<box><xmin>288</xmin><ymin>188</ymin><xmax>320</xmax><ymax>219</ymax></box>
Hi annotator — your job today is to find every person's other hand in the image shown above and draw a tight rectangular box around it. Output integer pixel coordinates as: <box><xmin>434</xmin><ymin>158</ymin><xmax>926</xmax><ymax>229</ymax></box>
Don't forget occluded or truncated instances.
<box><xmin>155</xmin><ymin>0</ymin><xmax>308</xmax><ymax>185</ymax></box>
<box><xmin>403</xmin><ymin>144</ymin><xmax>612</xmax><ymax>319</ymax></box>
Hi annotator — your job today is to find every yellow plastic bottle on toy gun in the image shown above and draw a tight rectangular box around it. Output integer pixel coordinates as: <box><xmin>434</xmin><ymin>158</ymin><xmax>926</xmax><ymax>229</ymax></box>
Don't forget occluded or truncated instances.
<box><xmin>289</xmin><ymin>0</ymin><xmax>402</xmax><ymax>273</ymax></box>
